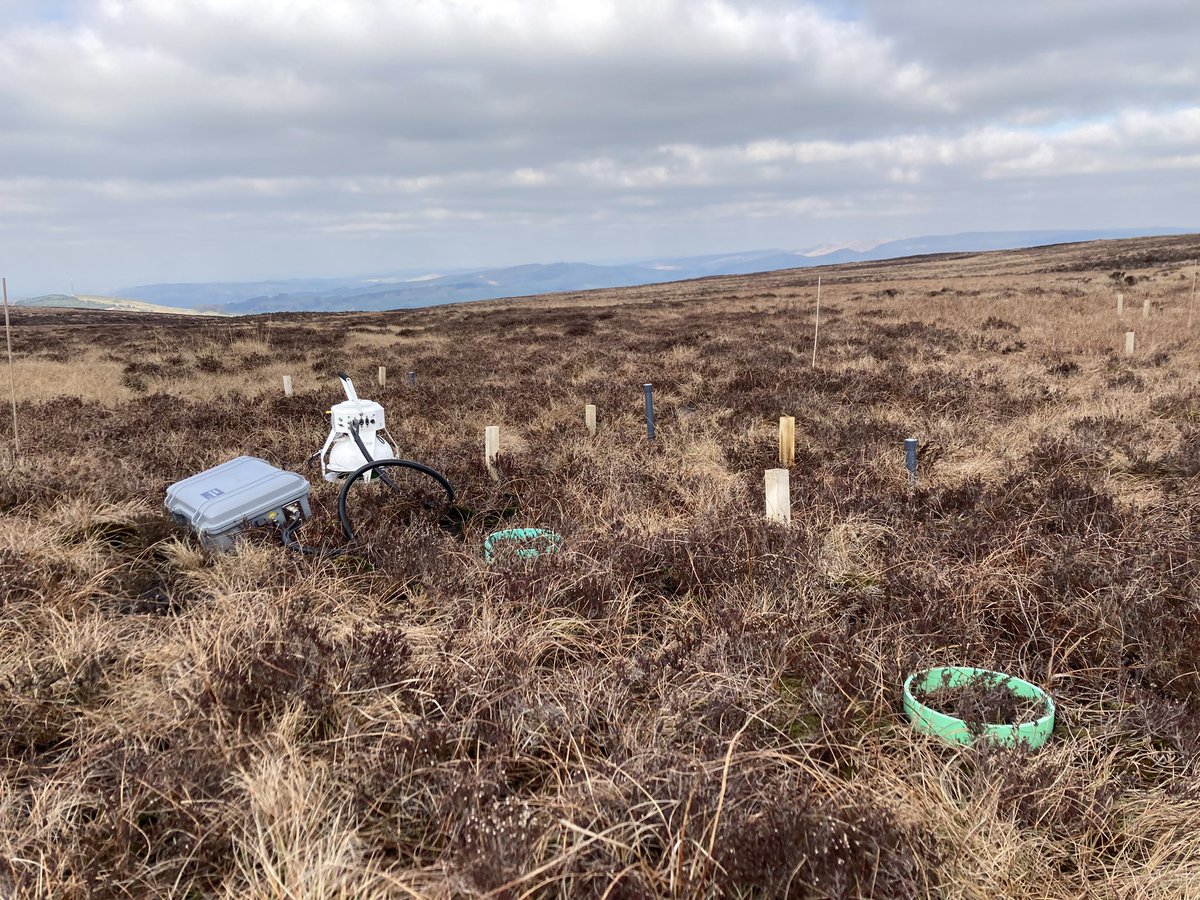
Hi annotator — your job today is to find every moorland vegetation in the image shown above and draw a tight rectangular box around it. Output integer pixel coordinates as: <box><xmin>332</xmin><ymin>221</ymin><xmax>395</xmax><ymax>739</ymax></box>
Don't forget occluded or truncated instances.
<box><xmin>2</xmin><ymin>234</ymin><xmax>1200</xmax><ymax>897</ymax></box>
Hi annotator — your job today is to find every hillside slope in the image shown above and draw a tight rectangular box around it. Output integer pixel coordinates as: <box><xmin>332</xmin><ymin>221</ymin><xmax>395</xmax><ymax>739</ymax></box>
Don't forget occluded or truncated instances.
<box><xmin>2</xmin><ymin>233</ymin><xmax>1200</xmax><ymax>897</ymax></box>
<box><xmin>118</xmin><ymin>227</ymin><xmax>1195</xmax><ymax>314</ymax></box>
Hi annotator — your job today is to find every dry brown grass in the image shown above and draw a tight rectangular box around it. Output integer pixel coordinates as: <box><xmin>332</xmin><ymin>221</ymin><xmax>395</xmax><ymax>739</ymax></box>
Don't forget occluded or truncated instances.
<box><xmin>2</xmin><ymin>233</ymin><xmax>1200</xmax><ymax>897</ymax></box>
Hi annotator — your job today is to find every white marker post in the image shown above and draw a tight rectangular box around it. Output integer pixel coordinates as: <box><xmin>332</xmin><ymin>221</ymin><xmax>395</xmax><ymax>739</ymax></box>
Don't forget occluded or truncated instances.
<box><xmin>1125</xmin><ymin>332</ymin><xmax>1135</xmax><ymax>355</ymax></box>
<box><xmin>585</xmin><ymin>404</ymin><xmax>597</xmax><ymax>436</ymax></box>
<box><xmin>282</xmin><ymin>375</ymin><xmax>294</xmax><ymax>397</ymax></box>
<box><xmin>765</xmin><ymin>469</ymin><xmax>791</xmax><ymax>525</ymax></box>
<box><xmin>378</xmin><ymin>366</ymin><xmax>386</xmax><ymax>387</ymax></box>
<box><xmin>485</xmin><ymin>425</ymin><xmax>500</xmax><ymax>479</ymax></box>
<box><xmin>1117</xmin><ymin>292</ymin><xmax>1124</xmax><ymax>316</ymax></box>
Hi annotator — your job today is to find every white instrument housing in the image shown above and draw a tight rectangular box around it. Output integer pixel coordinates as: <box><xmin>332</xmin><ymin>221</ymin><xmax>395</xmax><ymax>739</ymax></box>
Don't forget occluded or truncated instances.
<box><xmin>317</xmin><ymin>375</ymin><xmax>396</xmax><ymax>482</ymax></box>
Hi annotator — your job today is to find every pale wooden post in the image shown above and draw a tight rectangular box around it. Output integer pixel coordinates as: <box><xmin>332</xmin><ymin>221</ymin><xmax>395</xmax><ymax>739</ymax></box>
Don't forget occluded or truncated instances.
<box><xmin>1125</xmin><ymin>332</ymin><xmax>1135</xmax><ymax>355</ymax></box>
<box><xmin>779</xmin><ymin>416</ymin><xmax>795</xmax><ymax>467</ymax></box>
<box><xmin>1117</xmin><ymin>292</ymin><xmax>1124</xmax><ymax>316</ymax></box>
<box><xmin>765</xmin><ymin>469</ymin><xmax>791</xmax><ymax>525</ymax></box>
<box><xmin>282</xmin><ymin>375</ymin><xmax>294</xmax><ymax>396</ymax></box>
<box><xmin>585</xmin><ymin>404</ymin><xmax>597</xmax><ymax>436</ymax></box>
<box><xmin>1142</xmin><ymin>296</ymin><xmax>1150</xmax><ymax>319</ymax></box>
<box><xmin>378</xmin><ymin>365</ymin><xmax>386</xmax><ymax>387</ymax></box>
<box><xmin>485</xmin><ymin>425</ymin><xmax>500</xmax><ymax>478</ymax></box>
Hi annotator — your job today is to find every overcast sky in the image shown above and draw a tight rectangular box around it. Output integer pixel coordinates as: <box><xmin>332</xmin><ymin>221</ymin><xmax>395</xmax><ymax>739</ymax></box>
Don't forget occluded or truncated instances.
<box><xmin>2</xmin><ymin>0</ymin><xmax>1198</xmax><ymax>295</ymax></box>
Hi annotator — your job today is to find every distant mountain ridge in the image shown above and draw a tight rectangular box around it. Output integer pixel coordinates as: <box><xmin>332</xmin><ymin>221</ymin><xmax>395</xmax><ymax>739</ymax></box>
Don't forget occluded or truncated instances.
<box><xmin>118</xmin><ymin>227</ymin><xmax>1192</xmax><ymax>314</ymax></box>
<box><xmin>15</xmin><ymin>293</ymin><xmax>225</xmax><ymax>316</ymax></box>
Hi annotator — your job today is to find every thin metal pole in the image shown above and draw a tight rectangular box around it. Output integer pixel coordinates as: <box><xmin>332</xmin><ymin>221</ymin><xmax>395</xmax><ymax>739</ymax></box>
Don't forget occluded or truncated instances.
<box><xmin>643</xmin><ymin>383</ymin><xmax>655</xmax><ymax>441</ymax></box>
<box><xmin>2</xmin><ymin>278</ymin><xmax>17</xmax><ymax>459</ymax></box>
<box><xmin>1189</xmin><ymin>260</ymin><xmax>1197</xmax><ymax>330</ymax></box>
<box><xmin>811</xmin><ymin>275</ymin><xmax>822</xmax><ymax>367</ymax></box>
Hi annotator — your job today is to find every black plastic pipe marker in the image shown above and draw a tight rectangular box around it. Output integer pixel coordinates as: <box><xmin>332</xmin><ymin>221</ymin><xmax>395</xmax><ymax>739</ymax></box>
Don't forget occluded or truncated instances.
<box><xmin>905</xmin><ymin>437</ymin><xmax>918</xmax><ymax>484</ymax></box>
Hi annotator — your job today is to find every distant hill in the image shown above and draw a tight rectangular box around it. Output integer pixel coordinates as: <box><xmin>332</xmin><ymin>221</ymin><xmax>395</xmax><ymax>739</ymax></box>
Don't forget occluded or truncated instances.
<box><xmin>634</xmin><ymin>228</ymin><xmax>1198</xmax><ymax>276</ymax></box>
<box><xmin>215</xmin><ymin>262</ymin><xmax>686</xmax><ymax>314</ymax></box>
<box><xmin>116</xmin><ymin>227</ymin><xmax>1194</xmax><ymax>314</ymax></box>
<box><xmin>16</xmin><ymin>294</ymin><xmax>225</xmax><ymax>316</ymax></box>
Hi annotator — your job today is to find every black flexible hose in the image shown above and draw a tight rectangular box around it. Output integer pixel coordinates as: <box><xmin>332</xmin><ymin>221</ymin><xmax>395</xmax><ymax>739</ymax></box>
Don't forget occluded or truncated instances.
<box><xmin>278</xmin><ymin>374</ymin><xmax>456</xmax><ymax>557</ymax></box>
<box><xmin>349</xmin><ymin>420</ymin><xmax>403</xmax><ymax>493</ymax></box>
<box><xmin>278</xmin><ymin>457</ymin><xmax>454</xmax><ymax>556</ymax></box>
<box><xmin>336</xmin><ymin>458</ymin><xmax>456</xmax><ymax>542</ymax></box>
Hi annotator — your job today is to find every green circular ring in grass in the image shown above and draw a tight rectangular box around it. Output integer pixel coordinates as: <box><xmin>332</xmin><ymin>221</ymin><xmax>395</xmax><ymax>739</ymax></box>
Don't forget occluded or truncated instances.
<box><xmin>903</xmin><ymin>666</ymin><xmax>1055</xmax><ymax>748</ymax></box>
<box><xmin>483</xmin><ymin>528</ymin><xmax>563</xmax><ymax>563</ymax></box>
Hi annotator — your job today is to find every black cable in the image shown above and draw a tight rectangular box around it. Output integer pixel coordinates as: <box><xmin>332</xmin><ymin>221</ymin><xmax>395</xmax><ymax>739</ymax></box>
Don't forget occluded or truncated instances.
<box><xmin>336</xmin><ymin>458</ymin><xmax>456</xmax><ymax>542</ymax></box>
<box><xmin>280</xmin><ymin>518</ymin><xmax>345</xmax><ymax>558</ymax></box>
<box><xmin>278</xmin><ymin>457</ymin><xmax>455</xmax><ymax>555</ymax></box>
<box><xmin>349</xmin><ymin>419</ymin><xmax>404</xmax><ymax>493</ymax></box>
<box><xmin>276</xmin><ymin>373</ymin><xmax>456</xmax><ymax>557</ymax></box>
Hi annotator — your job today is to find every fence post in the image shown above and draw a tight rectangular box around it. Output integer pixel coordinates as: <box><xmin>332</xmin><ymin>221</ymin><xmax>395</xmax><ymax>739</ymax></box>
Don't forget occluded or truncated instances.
<box><xmin>378</xmin><ymin>366</ymin><xmax>386</xmax><ymax>387</ymax></box>
<box><xmin>765</xmin><ymin>469</ymin><xmax>791</xmax><ymax>525</ymax></box>
<box><xmin>282</xmin><ymin>375</ymin><xmax>294</xmax><ymax>397</ymax></box>
<box><xmin>779</xmin><ymin>416</ymin><xmax>795</xmax><ymax>467</ymax></box>
<box><xmin>1125</xmin><ymin>332</ymin><xmax>1135</xmax><ymax>355</ymax></box>
<box><xmin>585</xmin><ymin>403</ymin><xmax>597</xmax><ymax>436</ymax></box>
<box><xmin>1142</xmin><ymin>296</ymin><xmax>1150</xmax><ymax>319</ymax></box>
<box><xmin>1117</xmin><ymin>292</ymin><xmax>1124</xmax><ymax>316</ymax></box>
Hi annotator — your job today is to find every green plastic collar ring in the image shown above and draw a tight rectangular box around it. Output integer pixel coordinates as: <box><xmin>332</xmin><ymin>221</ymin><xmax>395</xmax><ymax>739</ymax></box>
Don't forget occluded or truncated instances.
<box><xmin>483</xmin><ymin>528</ymin><xmax>563</xmax><ymax>563</ymax></box>
<box><xmin>902</xmin><ymin>666</ymin><xmax>1056</xmax><ymax>748</ymax></box>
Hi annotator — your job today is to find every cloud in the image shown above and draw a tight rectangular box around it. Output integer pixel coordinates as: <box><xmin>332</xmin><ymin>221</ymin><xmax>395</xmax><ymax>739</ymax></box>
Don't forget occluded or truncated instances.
<box><xmin>0</xmin><ymin>0</ymin><xmax>1197</xmax><ymax>291</ymax></box>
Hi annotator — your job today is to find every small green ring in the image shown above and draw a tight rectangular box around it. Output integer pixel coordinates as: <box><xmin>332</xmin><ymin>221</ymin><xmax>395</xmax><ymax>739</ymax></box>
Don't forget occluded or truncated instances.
<box><xmin>902</xmin><ymin>666</ymin><xmax>1055</xmax><ymax>748</ymax></box>
<box><xmin>484</xmin><ymin>528</ymin><xmax>563</xmax><ymax>563</ymax></box>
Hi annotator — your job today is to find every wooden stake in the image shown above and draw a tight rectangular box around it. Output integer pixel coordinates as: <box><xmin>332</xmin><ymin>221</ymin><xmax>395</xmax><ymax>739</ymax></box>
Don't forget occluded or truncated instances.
<box><xmin>485</xmin><ymin>425</ymin><xmax>500</xmax><ymax>478</ymax></box>
<box><xmin>1116</xmin><ymin>292</ymin><xmax>1124</xmax><ymax>316</ymax></box>
<box><xmin>2</xmin><ymin>278</ymin><xmax>17</xmax><ymax>459</ymax></box>
<box><xmin>378</xmin><ymin>365</ymin><xmax>386</xmax><ymax>387</ymax></box>
<box><xmin>585</xmin><ymin>403</ymin><xmax>597</xmax><ymax>436</ymax></box>
<box><xmin>778</xmin><ymin>416</ymin><xmax>795</xmax><ymax>467</ymax></box>
<box><xmin>1125</xmin><ymin>331</ymin><xmax>1135</xmax><ymax>355</ymax></box>
<box><xmin>765</xmin><ymin>468</ymin><xmax>791</xmax><ymax>525</ymax></box>
<box><xmin>811</xmin><ymin>276</ymin><xmax>822</xmax><ymax>367</ymax></box>
<box><xmin>282</xmin><ymin>374</ymin><xmax>294</xmax><ymax>396</ymax></box>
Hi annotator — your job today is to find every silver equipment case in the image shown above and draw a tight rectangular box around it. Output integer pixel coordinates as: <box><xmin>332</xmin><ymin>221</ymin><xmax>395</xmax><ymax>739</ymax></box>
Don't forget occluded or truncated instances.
<box><xmin>165</xmin><ymin>456</ymin><xmax>310</xmax><ymax>550</ymax></box>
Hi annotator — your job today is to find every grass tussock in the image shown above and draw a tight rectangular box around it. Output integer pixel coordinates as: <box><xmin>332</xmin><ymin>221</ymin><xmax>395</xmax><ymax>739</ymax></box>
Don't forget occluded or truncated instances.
<box><xmin>2</xmin><ymin>234</ymin><xmax>1200</xmax><ymax>896</ymax></box>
